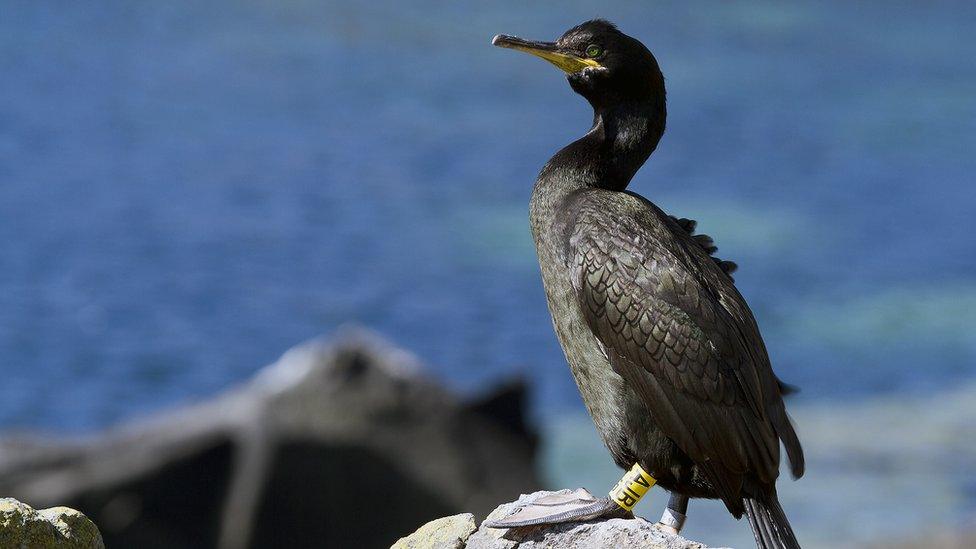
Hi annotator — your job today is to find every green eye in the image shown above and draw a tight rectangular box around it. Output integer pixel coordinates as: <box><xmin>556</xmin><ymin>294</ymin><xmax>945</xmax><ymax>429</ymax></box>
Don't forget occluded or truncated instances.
<box><xmin>585</xmin><ymin>44</ymin><xmax>603</xmax><ymax>58</ymax></box>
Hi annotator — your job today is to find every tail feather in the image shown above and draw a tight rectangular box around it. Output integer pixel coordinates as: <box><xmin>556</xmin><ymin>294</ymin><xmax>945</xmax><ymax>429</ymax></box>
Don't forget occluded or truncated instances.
<box><xmin>744</xmin><ymin>495</ymin><xmax>800</xmax><ymax>549</ymax></box>
<box><xmin>774</xmin><ymin>408</ymin><xmax>805</xmax><ymax>479</ymax></box>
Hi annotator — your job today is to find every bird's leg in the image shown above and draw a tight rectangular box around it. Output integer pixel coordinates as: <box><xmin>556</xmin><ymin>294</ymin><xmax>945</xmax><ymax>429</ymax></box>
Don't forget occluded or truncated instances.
<box><xmin>656</xmin><ymin>492</ymin><xmax>688</xmax><ymax>535</ymax></box>
<box><xmin>483</xmin><ymin>463</ymin><xmax>656</xmax><ymax>528</ymax></box>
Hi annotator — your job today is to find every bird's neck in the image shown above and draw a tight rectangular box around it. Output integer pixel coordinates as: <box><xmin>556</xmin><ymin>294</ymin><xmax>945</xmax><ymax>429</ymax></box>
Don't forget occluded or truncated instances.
<box><xmin>537</xmin><ymin>99</ymin><xmax>666</xmax><ymax>195</ymax></box>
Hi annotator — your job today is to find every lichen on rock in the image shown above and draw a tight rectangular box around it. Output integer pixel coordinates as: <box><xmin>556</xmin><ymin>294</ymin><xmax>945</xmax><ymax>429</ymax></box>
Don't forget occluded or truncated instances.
<box><xmin>0</xmin><ymin>498</ymin><xmax>104</xmax><ymax>549</ymax></box>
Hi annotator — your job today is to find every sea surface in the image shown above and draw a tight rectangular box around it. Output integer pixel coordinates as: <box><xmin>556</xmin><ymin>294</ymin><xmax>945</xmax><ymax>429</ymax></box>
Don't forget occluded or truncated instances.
<box><xmin>2</xmin><ymin>2</ymin><xmax>975</xmax><ymax>546</ymax></box>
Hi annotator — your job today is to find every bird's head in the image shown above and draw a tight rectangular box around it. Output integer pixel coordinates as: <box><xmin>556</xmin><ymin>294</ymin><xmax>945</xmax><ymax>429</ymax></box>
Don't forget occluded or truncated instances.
<box><xmin>492</xmin><ymin>20</ymin><xmax>664</xmax><ymax>110</ymax></box>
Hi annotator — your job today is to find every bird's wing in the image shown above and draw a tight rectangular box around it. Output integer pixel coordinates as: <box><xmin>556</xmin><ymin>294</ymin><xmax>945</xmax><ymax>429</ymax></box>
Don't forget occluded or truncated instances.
<box><xmin>567</xmin><ymin>190</ymin><xmax>800</xmax><ymax>508</ymax></box>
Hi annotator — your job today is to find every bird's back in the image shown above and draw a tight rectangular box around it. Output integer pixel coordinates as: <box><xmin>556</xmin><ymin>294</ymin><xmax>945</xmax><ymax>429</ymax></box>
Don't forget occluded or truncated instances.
<box><xmin>533</xmin><ymin>184</ymin><xmax>803</xmax><ymax>505</ymax></box>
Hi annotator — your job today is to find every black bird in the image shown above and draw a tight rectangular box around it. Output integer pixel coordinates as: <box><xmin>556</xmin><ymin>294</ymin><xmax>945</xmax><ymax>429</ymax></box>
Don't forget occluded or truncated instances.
<box><xmin>488</xmin><ymin>20</ymin><xmax>804</xmax><ymax>549</ymax></box>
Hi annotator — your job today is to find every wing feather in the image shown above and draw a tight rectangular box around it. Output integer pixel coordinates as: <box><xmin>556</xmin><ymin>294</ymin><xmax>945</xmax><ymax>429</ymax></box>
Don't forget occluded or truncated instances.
<box><xmin>567</xmin><ymin>190</ymin><xmax>801</xmax><ymax>505</ymax></box>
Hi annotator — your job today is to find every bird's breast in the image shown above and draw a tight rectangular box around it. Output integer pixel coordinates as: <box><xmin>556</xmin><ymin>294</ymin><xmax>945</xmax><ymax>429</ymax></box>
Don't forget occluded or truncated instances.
<box><xmin>530</xmin><ymin>202</ymin><xmax>631</xmax><ymax>452</ymax></box>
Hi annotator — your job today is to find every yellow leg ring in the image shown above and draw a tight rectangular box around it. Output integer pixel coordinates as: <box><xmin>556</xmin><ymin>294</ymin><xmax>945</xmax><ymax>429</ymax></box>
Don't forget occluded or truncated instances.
<box><xmin>608</xmin><ymin>462</ymin><xmax>656</xmax><ymax>511</ymax></box>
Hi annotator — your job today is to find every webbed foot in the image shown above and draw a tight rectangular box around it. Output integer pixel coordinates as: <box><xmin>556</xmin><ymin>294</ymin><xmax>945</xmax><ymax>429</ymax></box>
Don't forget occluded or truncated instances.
<box><xmin>483</xmin><ymin>488</ymin><xmax>629</xmax><ymax>528</ymax></box>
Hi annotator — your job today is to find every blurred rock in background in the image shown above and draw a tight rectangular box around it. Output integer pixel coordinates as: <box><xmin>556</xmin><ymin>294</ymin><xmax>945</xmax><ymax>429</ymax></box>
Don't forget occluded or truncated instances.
<box><xmin>0</xmin><ymin>330</ymin><xmax>540</xmax><ymax>549</ymax></box>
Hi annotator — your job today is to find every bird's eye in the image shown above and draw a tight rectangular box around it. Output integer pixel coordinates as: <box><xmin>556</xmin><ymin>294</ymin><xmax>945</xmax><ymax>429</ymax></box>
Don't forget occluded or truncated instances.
<box><xmin>585</xmin><ymin>44</ymin><xmax>603</xmax><ymax>58</ymax></box>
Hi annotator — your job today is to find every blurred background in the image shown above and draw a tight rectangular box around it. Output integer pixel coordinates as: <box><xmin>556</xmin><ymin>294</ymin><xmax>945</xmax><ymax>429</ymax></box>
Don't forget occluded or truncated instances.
<box><xmin>2</xmin><ymin>1</ymin><xmax>974</xmax><ymax>548</ymax></box>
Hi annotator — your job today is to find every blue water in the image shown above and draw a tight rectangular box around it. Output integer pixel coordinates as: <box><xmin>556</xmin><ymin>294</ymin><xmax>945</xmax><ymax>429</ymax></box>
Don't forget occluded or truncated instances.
<box><xmin>2</xmin><ymin>0</ymin><xmax>975</xmax><ymax>438</ymax></box>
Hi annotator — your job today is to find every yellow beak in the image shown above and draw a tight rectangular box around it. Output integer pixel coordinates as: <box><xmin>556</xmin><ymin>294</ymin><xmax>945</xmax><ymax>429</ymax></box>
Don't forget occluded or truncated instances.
<box><xmin>492</xmin><ymin>34</ymin><xmax>602</xmax><ymax>74</ymax></box>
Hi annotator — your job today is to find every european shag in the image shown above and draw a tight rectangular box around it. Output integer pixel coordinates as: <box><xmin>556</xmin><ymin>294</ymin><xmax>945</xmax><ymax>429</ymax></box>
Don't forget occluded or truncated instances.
<box><xmin>487</xmin><ymin>20</ymin><xmax>805</xmax><ymax>549</ymax></box>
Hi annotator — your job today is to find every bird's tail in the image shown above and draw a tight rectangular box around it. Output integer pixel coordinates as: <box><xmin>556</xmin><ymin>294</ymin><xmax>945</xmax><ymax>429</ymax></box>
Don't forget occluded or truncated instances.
<box><xmin>744</xmin><ymin>493</ymin><xmax>801</xmax><ymax>549</ymax></box>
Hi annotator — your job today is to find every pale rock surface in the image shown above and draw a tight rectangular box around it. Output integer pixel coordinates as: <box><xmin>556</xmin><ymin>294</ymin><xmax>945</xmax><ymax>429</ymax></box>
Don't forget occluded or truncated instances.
<box><xmin>400</xmin><ymin>490</ymin><xmax>725</xmax><ymax>549</ymax></box>
<box><xmin>392</xmin><ymin>513</ymin><xmax>478</xmax><ymax>549</ymax></box>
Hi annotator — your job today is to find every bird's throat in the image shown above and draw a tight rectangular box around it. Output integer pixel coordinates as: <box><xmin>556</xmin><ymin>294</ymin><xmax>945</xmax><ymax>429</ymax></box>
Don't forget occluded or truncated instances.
<box><xmin>594</xmin><ymin>101</ymin><xmax>665</xmax><ymax>190</ymax></box>
<box><xmin>539</xmin><ymin>99</ymin><xmax>666</xmax><ymax>194</ymax></box>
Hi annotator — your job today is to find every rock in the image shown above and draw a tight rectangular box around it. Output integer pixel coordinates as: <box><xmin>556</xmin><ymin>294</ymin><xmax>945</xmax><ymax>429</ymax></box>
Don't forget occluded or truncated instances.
<box><xmin>0</xmin><ymin>329</ymin><xmax>540</xmax><ymax>549</ymax></box>
<box><xmin>392</xmin><ymin>513</ymin><xmax>477</xmax><ymax>549</ymax></box>
<box><xmin>425</xmin><ymin>491</ymin><xmax>719</xmax><ymax>549</ymax></box>
<box><xmin>0</xmin><ymin>498</ymin><xmax>104</xmax><ymax>549</ymax></box>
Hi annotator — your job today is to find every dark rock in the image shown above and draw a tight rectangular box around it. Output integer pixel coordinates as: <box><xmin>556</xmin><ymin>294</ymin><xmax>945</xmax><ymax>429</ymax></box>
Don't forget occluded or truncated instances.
<box><xmin>0</xmin><ymin>329</ymin><xmax>540</xmax><ymax>549</ymax></box>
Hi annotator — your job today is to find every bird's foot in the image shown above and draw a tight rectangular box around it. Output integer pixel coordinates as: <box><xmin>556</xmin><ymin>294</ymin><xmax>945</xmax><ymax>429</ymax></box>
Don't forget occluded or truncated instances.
<box><xmin>482</xmin><ymin>488</ymin><xmax>629</xmax><ymax>528</ymax></box>
<box><xmin>484</xmin><ymin>463</ymin><xmax>656</xmax><ymax>529</ymax></box>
